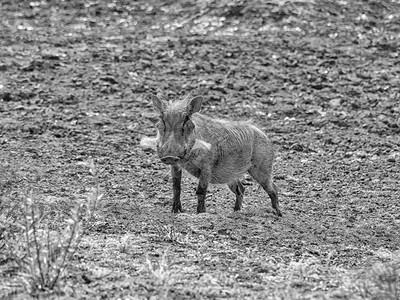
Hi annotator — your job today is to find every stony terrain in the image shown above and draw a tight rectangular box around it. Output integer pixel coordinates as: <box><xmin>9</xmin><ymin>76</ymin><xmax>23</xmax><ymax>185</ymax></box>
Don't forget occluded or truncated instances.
<box><xmin>0</xmin><ymin>0</ymin><xmax>399</xmax><ymax>299</ymax></box>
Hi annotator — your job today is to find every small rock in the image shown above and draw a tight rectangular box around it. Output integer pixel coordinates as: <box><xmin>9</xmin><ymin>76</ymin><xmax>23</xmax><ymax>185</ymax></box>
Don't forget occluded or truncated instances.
<box><xmin>388</xmin><ymin>152</ymin><xmax>399</xmax><ymax>162</ymax></box>
<box><xmin>329</xmin><ymin>98</ymin><xmax>341</xmax><ymax>107</ymax></box>
<box><xmin>1</xmin><ymin>92</ymin><xmax>12</xmax><ymax>102</ymax></box>
<box><xmin>255</xmin><ymin>110</ymin><xmax>266</xmax><ymax>116</ymax></box>
<box><xmin>286</xmin><ymin>175</ymin><xmax>300</xmax><ymax>183</ymax></box>
<box><xmin>355</xmin><ymin>150</ymin><xmax>367</xmax><ymax>158</ymax></box>
<box><xmin>100</xmin><ymin>75</ymin><xmax>118</xmax><ymax>84</ymax></box>
<box><xmin>290</xmin><ymin>143</ymin><xmax>304</xmax><ymax>152</ymax></box>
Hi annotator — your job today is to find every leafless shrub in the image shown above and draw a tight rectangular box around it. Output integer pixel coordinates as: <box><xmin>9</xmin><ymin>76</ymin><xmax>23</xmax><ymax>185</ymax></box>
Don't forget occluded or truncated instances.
<box><xmin>78</xmin><ymin>157</ymin><xmax>105</xmax><ymax>220</ymax></box>
<box><xmin>151</xmin><ymin>216</ymin><xmax>191</xmax><ymax>244</ymax></box>
<box><xmin>3</xmin><ymin>191</ymin><xmax>84</xmax><ymax>293</ymax></box>
<box><xmin>0</xmin><ymin>201</ymin><xmax>18</xmax><ymax>263</ymax></box>
<box><xmin>358</xmin><ymin>257</ymin><xmax>400</xmax><ymax>300</ymax></box>
<box><xmin>145</xmin><ymin>248</ymin><xmax>174</xmax><ymax>299</ymax></box>
<box><xmin>1</xmin><ymin>158</ymin><xmax>105</xmax><ymax>295</ymax></box>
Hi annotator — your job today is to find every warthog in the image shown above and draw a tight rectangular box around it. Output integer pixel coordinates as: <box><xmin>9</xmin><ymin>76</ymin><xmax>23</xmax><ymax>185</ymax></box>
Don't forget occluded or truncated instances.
<box><xmin>140</xmin><ymin>95</ymin><xmax>282</xmax><ymax>217</ymax></box>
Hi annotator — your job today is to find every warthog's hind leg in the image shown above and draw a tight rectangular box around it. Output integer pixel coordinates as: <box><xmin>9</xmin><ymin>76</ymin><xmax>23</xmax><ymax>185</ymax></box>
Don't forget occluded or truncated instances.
<box><xmin>248</xmin><ymin>166</ymin><xmax>282</xmax><ymax>217</ymax></box>
<box><xmin>227</xmin><ymin>180</ymin><xmax>245</xmax><ymax>211</ymax></box>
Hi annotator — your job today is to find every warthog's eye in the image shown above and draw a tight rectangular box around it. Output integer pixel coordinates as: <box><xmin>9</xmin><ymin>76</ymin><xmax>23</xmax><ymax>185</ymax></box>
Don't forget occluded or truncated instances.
<box><xmin>182</xmin><ymin>117</ymin><xmax>194</xmax><ymax>134</ymax></box>
<box><xmin>156</xmin><ymin>120</ymin><xmax>165</xmax><ymax>131</ymax></box>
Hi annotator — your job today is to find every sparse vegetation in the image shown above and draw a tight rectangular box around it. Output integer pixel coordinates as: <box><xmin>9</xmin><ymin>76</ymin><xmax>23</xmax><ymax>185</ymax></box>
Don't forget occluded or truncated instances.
<box><xmin>145</xmin><ymin>248</ymin><xmax>174</xmax><ymax>299</ymax></box>
<box><xmin>0</xmin><ymin>160</ymin><xmax>105</xmax><ymax>297</ymax></box>
<box><xmin>151</xmin><ymin>215</ymin><xmax>193</xmax><ymax>244</ymax></box>
<box><xmin>358</xmin><ymin>254</ymin><xmax>400</xmax><ymax>300</ymax></box>
<box><xmin>4</xmin><ymin>192</ymin><xmax>84</xmax><ymax>293</ymax></box>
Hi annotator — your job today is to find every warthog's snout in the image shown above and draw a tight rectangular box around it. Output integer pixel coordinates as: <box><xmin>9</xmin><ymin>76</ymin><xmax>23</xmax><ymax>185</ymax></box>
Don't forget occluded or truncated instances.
<box><xmin>160</xmin><ymin>156</ymin><xmax>180</xmax><ymax>165</ymax></box>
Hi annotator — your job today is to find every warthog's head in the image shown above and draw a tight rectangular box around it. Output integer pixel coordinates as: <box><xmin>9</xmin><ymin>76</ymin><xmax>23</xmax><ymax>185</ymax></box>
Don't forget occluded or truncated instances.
<box><xmin>150</xmin><ymin>95</ymin><xmax>203</xmax><ymax>165</ymax></box>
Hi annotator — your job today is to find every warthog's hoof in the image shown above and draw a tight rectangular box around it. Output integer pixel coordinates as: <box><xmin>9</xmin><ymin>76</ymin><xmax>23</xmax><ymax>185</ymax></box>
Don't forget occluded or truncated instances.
<box><xmin>172</xmin><ymin>205</ymin><xmax>182</xmax><ymax>213</ymax></box>
<box><xmin>197</xmin><ymin>207</ymin><xmax>206</xmax><ymax>213</ymax></box>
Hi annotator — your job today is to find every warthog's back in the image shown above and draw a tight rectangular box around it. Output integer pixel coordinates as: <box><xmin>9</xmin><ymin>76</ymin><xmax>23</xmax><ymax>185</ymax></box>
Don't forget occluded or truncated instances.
<box><xmin>186</xmin><ymin>113</ymin><xmax>273</xmax><ymax>184</ymax></box>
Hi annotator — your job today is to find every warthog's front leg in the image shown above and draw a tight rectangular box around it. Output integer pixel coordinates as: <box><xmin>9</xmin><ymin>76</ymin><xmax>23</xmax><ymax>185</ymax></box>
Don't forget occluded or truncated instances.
<box><xmin>171</xmin><ymin>165</ymin><xmax>182</xmax><ymax>213</ymax></box>
<box><xmin>196</xmin><ymin>168</ymin><xmax>211</xmax><ymax>213</ymax></box>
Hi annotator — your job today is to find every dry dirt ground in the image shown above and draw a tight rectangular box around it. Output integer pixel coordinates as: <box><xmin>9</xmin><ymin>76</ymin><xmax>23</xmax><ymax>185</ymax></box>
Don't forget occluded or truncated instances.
<box><xmin>0</xmin><ymin>0</ymin><xmax>400</xmax><ymax>299</ymax></box>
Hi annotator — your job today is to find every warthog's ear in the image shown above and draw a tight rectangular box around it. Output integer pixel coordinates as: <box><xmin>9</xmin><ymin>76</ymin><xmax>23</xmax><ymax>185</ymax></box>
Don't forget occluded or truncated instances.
<box><xmin>148</xmin><ymin>94</ymin><xmax>166</xmax><ymax>114</ymax></box>
<box><xmin>187</xmin><ymin>96</ymin><xmax>203</xmax><ymax>115</ymax></box>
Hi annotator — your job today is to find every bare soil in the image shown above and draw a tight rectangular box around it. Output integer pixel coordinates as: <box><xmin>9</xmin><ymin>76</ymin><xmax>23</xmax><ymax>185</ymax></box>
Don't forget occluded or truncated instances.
<box><xmin>0</xmin><ymin>0</ymin><xmax>399</xmax><ymax>299</ymax></box>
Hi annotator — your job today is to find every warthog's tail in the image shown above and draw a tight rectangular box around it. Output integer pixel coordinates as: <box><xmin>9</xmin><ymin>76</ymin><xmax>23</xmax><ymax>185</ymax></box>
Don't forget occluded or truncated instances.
<box><xmin>139</xmin><ymin>135</ymin><xmax>158</xmax><ymax>151</ymax></box>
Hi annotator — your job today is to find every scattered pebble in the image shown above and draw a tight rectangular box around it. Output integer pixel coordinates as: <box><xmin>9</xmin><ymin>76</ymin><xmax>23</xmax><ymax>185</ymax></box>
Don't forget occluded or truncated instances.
<box><xmin>329</xmin><ymin>98</ymin><xmax>341</xmax><ymax>107</ymax></box>
<box><xmin>388</xmin><ymin>152</ymin><xmax>399</xmax><ymax>162</ymax></box>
